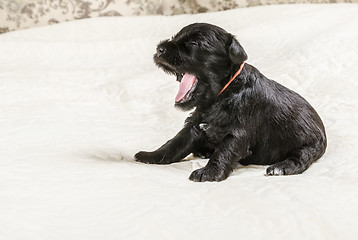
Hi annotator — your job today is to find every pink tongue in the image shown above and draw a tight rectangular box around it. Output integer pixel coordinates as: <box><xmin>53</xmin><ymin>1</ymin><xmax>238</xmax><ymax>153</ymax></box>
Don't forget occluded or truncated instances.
<box><xmin>175</xmin><ymin>73</ymin><xmax>196</xmax><ymax>103</ymax></box>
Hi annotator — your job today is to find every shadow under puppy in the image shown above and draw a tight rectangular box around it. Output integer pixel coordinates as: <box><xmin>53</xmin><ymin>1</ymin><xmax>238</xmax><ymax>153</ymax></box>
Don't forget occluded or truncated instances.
<box><xmin>135</xmin><ymin>23</ymin><xmax>327</xmax><ymax>182</ymax></box>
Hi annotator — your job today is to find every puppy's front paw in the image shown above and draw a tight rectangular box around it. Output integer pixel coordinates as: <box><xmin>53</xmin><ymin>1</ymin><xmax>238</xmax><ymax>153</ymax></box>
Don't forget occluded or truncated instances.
<box><xmin>134</xmin><ymin>151</ymin><xmax>167</xmax><ymax>164</ymax></box>
<box><xmin>189</xmin><ymin>165</ymin><xmax>229</xmax><ymax>182</ymax></box>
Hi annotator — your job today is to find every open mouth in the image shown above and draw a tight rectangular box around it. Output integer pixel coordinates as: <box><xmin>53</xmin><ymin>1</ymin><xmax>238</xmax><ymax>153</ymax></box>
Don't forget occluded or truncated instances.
<box><xmin>175</xmin><ymin>73</ymin><xmax>198</xmax><ymax>103</ymax></box>
<box><xmin>153</xmin><ymin>55</ymin><xmax>197</xmax><ymax>104</ymax></box>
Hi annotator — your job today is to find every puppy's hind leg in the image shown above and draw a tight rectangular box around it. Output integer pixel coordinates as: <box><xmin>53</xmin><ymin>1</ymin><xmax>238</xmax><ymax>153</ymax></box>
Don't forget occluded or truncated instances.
<box><xmin>266</xmin><ymin>141</ymin><xmax>326</xmax><ymax>176</ymax></box>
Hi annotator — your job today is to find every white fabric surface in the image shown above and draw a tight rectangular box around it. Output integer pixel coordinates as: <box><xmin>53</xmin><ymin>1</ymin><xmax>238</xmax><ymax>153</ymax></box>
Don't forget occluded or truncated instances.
<box><xmin>1</xmin><ymin>4</ymin><xmax>358</xmax><ymax>240</ymax></box>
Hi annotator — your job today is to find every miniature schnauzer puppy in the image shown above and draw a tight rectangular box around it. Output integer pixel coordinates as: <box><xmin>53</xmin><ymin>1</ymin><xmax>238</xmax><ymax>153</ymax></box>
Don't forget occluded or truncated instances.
<box><xmin>135</xmin><ymin>23</ymin><xmax>327</xmax><ymax>182</ymax></box>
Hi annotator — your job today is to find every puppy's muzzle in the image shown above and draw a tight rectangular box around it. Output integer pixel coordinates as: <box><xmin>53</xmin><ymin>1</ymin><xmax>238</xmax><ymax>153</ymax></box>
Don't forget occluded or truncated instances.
<box><xmin>156</xmin><ymin>46</ymin><xmax>166</xmax><ymax>57</ymax></box>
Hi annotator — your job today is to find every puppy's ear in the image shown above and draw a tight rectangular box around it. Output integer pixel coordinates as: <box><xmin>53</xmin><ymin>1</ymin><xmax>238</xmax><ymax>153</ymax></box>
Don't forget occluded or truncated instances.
<box><xmin>228</xmin><ymin>36</ymin><xmax>247</xmax><ymax>64</ymax></box>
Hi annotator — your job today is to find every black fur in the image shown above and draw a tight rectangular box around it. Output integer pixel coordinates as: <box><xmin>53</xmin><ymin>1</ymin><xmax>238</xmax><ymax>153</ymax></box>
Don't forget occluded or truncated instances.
<box><xmin>135</xmin><ymin>23</ymin><xmax>327</xmax><ymax>182</ymax></box>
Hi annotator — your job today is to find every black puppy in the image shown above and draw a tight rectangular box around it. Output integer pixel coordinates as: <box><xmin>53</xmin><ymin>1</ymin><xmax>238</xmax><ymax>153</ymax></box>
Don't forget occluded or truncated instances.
<box><xmin>135</xmin><ymin>23</ymin><xmax>327</xmax><ymax>182</ymax></box>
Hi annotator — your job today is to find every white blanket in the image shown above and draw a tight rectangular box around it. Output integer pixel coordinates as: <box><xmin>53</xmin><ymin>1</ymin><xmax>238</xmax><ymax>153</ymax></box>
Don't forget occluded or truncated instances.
<box><xmin>0</xmin><ymin>4</ymin><xmax>357</xmax><ymax>240</ymax></box>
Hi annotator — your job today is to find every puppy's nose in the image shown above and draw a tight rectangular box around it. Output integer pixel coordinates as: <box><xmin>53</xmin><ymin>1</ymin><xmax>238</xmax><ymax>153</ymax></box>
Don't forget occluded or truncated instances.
<box><xmin>156</xmin><ymin>46</ymin><xmax>166</xmax><ymax>57</ymax></box>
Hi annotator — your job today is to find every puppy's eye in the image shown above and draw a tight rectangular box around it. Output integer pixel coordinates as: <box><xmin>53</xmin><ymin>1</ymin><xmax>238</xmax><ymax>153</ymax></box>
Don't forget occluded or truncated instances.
<box><xmin>186</xmin><ymin>41</ymin><xmax>199</xmax><ymax>47</ymax></box>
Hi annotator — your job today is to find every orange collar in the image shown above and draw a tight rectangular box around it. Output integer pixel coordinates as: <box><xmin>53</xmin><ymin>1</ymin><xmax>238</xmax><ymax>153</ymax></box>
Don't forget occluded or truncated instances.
<box><xmin>218</xmin><ymin>61</ymin><xmax>245</xmax><ymax>96</ymax></box>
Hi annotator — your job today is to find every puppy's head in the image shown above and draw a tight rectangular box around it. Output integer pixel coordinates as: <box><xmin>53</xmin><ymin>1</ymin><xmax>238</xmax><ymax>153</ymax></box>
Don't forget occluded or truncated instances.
<box><xmin>154</xmin><ymin>23</ymin><xmax>247</xmax><ymax>110</ymax></box>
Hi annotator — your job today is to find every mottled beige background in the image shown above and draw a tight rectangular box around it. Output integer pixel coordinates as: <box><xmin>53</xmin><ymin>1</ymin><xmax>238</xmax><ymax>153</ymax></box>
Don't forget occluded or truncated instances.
<box><xmin>1</xmin><ymin>0</ymin><xmax>357</xmax><ymax>33</ymax></box>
